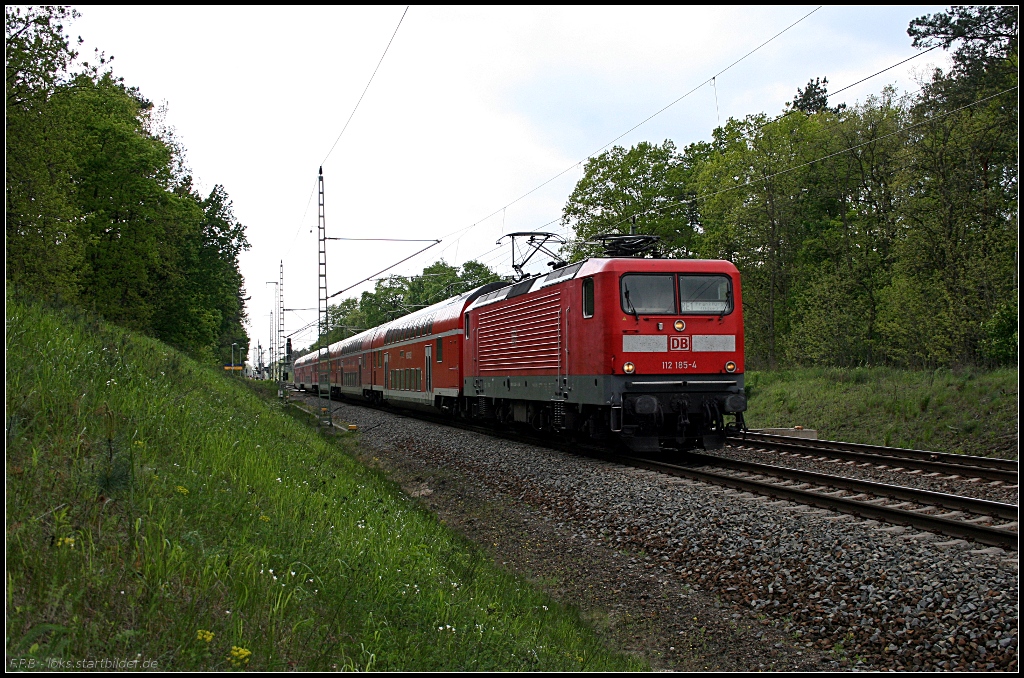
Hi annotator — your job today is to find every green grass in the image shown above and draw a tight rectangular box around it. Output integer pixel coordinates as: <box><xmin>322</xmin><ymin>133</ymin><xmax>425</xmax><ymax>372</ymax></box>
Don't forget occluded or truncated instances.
<box><xmin>5</xmin><ymin>296</ymin><xmax>644</xmax><ymax>671</ymax></box>
<box><xmin>744</xmin><ymin>366</ymin><xmax>1018</xmax><ymax>459</ymax></box>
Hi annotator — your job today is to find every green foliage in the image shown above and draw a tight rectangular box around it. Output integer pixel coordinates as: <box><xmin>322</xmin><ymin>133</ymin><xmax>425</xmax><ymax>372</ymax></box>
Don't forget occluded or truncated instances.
<box><xmin>561</xmin><ymin>7</ymin><xmax>1017</xmax><ymax>369</ymax></box>
<box><xmin>6</xmin><ymin>296</ymin><xmax>643</xmax><ymax>671</ymax></box>
<box><xmin>979</xmin><ymin>296</ymin><xmax>1019</xmax><ymax>365</ymax></box>
<box><xmin>745</xmin><ymin>366</ymin><xmax>1018</xmax><ymax>459</ymax></box>
<box><xmin>5</xmin><ymin>7</ymin><xmax>85</xmax><ymax>301</ymax></box>
<box><xmin>561</xmin><ymin>140</ymin><xmax>696</xmax><ymax>260</ymax></box>
<box><xmin>5</xmin><ymin>6</ymin><xmax>249</xmax><ymax>364</ymax></box>
<box><xmin>5</xmin><ymin>6</ymin><xmax>80</xmax><ymax>106</ymax></box>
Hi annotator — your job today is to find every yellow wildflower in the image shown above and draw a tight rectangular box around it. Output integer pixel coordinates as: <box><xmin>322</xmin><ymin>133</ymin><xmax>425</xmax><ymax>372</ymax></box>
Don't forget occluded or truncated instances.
<box><xmin>196</xmin><ymin>629</ymin><xmax>214</xmax><ymax>643</ymax></box>
<box><xmin>259</xmin><ymin>515</ymin><xmax>270</xmax><ymax>522</ymax></box>
<box><xmin>176</xmin><ymin>486</ymin><xmax>189</xmax><ymax>495</ymax></box>
<box><xmin>228</xmin><ymin>646</ymin><xmax>252</xmax><ymax>667</ymax></box>
<box><xmin>57</xmin><ymin>536</ymin><xmax>75</xmax><ymax>549</ymax></box>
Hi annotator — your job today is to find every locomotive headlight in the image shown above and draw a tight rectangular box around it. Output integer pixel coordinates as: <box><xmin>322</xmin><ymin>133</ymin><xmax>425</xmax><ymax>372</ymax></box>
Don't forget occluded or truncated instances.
<box><xmin>623</xmin><ymin>361</ymin><xmax>636</xmax><ymax>374</ymax></box>
<box><xmin>674</xmin><ymin>320</ymin><xmax>686</xmax><ymax>332</ymax></box>
<box><xmin>725</xmin><ymin>361</ymin><xmax>737</xmax><ymax>373</ymax></box>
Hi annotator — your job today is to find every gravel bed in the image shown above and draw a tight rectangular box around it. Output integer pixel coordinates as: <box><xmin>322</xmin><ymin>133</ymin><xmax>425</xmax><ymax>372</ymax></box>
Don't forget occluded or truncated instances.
<box><xmin>713</xmin><ymin>445</ymin><xmax>1020</xmax><ymax>505</ymax></box>
<box><xmin>294</xmin><ymin>394</ymin><xmax>1019</xmax><ymax>671</ymax></box>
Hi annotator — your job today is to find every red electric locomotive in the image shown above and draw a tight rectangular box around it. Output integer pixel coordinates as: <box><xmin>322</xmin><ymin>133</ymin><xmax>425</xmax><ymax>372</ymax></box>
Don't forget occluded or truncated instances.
<box><xmin>293</xmin><ymin>239</ymin><xmax>746</xmax><ymax>451</ymax></box>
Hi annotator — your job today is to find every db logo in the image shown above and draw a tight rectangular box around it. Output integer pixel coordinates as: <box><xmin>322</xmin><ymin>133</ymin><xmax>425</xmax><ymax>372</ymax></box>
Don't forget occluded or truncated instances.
<box><xmin>670</xmin><ymin>335</ymin><xmax>691</xmax><ymax>351</ymax></box>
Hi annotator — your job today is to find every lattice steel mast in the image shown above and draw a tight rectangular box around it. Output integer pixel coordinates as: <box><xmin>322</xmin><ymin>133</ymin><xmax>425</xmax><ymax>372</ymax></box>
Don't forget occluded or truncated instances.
<box><xmin>317</xmin><ymin>167</ymin><xmax>332</xmax><ymax>426</ymax></box>
<box><xmin>278</xmin><ymin>260</ymin><xmax>285</xmax><ymax>385</ymax></box>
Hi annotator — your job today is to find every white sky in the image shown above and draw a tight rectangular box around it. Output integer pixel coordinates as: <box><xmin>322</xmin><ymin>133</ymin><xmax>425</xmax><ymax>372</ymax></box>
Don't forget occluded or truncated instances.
<box><xmin>72</xmin><ymin>5</ymin><xmax>951</xmax><ymax>360</ymax></box>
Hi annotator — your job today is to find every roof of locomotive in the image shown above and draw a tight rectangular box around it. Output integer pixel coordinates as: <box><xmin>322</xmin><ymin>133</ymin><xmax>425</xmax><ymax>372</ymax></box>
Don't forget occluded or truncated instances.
<box><xmin>577</xmin><ymin>256</ymin><xmax>739</xmax><ymax>276</ymax></box>
<box><xmin>466</xmin><ymin>257</ymin><xmax>739</xmax><ymax>312</ymax></box>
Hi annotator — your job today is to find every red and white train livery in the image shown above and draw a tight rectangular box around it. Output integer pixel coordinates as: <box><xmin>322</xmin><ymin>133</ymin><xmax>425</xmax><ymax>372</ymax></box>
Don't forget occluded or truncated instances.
<box><xmin>293</xmin><ymin>257</ymin><xmax>746</xmax><ymax>451</ymax></box>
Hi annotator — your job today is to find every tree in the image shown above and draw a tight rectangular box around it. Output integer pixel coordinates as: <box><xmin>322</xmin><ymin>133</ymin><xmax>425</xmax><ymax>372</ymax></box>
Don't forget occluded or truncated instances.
<box><xmin>561</xmin><ymin>141</ymin><xmax>694</xmax><ymax>260</ymax></box>
<box><xmin>879</xmin><ymin>6</ymin><xmax>1019</xmax><ymax>366</ymax></box>
<box><xmin>6</xmin><ymin>6</ymin><xmax>252</xmax><ymax>364</ymax></box>
<box><xmin>5</xmin><ymin>6</ymin><xmax>84</xmax><ymax>300</ymax></box>
<box><xmin>154</xmin><ymin>184</ymin><xmax>251</xmax><ymax>364</ymax></box>
<box><xmin>909</xmin><ymin>6</ymin><xmax>1018</xmax><ymax>76</ymax></box>
<box><xmin>358</xmin><ymin>276</ymin><xmax>410</xmax><ymax>329</ymax></box>
<box><xmin>299</xmin><ymin>260</ymin><xmax>503</xmax><ymax>355</ymax></box>
<box><xmin>786</xmin><ymin>77</ymin><xmax>845</xmax><ymax>115</ymax></box>
<box><xmin>358</xmin><ymin>260</ymin><xmax>502</xmax><ymax>328</ymax></box>
<box><xmin>785</xmin><ymin>89</ymin><xmax>907</xmax><ymax>366</ymax></box>
<box><xmin>5</xmin><ymin>6</ymin><xmax>80</xmax><ymax>108</ymax></box>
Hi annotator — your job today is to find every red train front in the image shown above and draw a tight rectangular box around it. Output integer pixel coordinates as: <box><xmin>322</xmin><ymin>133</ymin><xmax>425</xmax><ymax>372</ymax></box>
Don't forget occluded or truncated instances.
<box><xmin>464</xmin><ymin>257</ymin><xmax>745</xmax><ymax>451</ymax></box>
<box><xmin>293</xmin><ymin>253</ymin><xmax>746</xmax><ymax>452</ymax></box>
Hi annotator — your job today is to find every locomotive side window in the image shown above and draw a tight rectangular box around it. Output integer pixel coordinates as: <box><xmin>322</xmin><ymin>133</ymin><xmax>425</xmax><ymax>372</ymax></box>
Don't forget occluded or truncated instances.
<box><xmin>621</xmin><ymin>274</ymin><xmax>675</xmax><ymax>315</ymax></box>
<box><xmin>582</xmin><ymin>278</ymin><xmax>594</xmax><ymax>318</ymax></box>
<box><xmin>464</xmin><ymin>313</ymin><xmax>470</xmax><ymax>338</ymax></box>
<box><xmin>436</xmin><ymin>337</ymin><xmax>443</xmax><ymax>362</ymax></box>
<box><xmin>679</xmin><ymin>275</ymin><xmax>732</xmax><ymax>314</ymax></box>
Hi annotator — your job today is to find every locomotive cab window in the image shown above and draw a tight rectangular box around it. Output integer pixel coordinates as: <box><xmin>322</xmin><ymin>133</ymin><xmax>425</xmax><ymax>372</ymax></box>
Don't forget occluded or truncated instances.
<box><xmin>582</xmin><ymin>278</ymin><xmax>594</xmax><ymax>318</ymax></box>
<box><xmin>679</xmin><ymin>275</ymin><xmax>733</xmax><ymax>314</ymax></box>
<box><xmin>620</xmin><ymin>274</ymin><xmax>675</xmax><ymax>315</ymax></box>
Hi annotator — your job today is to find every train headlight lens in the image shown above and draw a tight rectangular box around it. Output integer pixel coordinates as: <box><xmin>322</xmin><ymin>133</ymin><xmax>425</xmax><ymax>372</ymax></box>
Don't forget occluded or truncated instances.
<box><xmin>623</xmin><ymin>361</ymin><xmax>636</xmax><ymax>374</ymax></box>
<box><xmin>725</xmin><ymin>361</ymin><xmax>737</xmax><ymax>373</ymax></box>
<box><xmin>674</xmin><ymin>320</ymin><xmax>686</xmax><ymax>332</ymax></box>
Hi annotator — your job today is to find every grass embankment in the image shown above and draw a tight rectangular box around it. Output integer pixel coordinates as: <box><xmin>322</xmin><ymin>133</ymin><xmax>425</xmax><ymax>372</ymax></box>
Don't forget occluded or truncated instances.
<box><xmin>5</xmin><ymin>298</ymin><xmax>643</xmax><ymax>671</ymax></box>
<box><xmin>745</xmin><ymin>367</ymin><xmax>1018</xmax><ymax>459</ymax></box>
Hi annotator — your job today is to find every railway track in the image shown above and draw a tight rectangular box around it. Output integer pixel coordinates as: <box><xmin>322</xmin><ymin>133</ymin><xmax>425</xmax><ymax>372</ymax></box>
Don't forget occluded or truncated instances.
<box><xmin>619</xmin><ymin>453</ymin><xmax>1018</xmax><ymax>549</ymax></box>
<box><xmin>727</xmin><ymin>431</ymin><xmax>1018</xmax><ymax>483</ymax></box>
<box><xmin>288</xmin><ymin>390</ymin><xmax>1019</xmax><ymax>550</ymax></box>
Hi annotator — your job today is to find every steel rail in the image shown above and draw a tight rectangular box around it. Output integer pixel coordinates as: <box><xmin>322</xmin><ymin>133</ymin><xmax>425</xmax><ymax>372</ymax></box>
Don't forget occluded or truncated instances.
<box><xmin>621</xmin><ymin>455</ymin><xmax>1018</xmax><ymax>549</ymax></box>
<box><xmin>735</xmin><ymin>431</ymin><xmax>1017</xmax><ymax>471</ymax></box>
<box><xmin>727</xmin><ymin>432</ymin><xmax>1018</xmax><ymax>483</ymax></box>
<box><xmin>684</xmin><ymin>452</ymin><xmax>1018</xmax><ymax>520</ymax></box>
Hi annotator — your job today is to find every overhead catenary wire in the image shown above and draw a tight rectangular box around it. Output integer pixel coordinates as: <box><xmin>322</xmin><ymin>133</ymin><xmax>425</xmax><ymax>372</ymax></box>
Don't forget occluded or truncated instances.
<box><xmin>423</xmin><ymin>12</ymin><xmax>941</xmax><ymax>277</ymax></box>
<box><xmin>321</xmin><ymin>6</ymin><xmax>410</xmax><ymax>167</ymax></box>
<box><xmin>287</xmin><ymin>9</ymin><xmax>948</xmax><ymax>333</ymax></box>
<box><xmin>294</xmin><ymin>29</ymin><xmax>943</xmax><ymax>312</ymax></box>
<box><xmin>283</xmin><ymin>6</ymin><xmax>410</xmax><ymax>260</ymax></box>
<box><xmin>326</xmin><ymin>240</ymin><xmax>441</xmax><ymax>300</ymax></box>
<box><xmin>274</xmin><ymin>6</ymin><xmax>411</xmax><ymax>346</ymax></box>
<box><xmin>461</xmin><ymin>44</ymin><xmax>952</xmax><ymax>267</ymax></box>
<box><xmin>432</xmin><ymin>6</ymin><xmax>824</xmax><ymax>248</ymax></box>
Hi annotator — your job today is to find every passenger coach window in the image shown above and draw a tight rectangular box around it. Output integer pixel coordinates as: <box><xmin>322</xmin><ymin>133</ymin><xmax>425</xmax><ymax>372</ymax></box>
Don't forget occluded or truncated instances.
<box><xmin>582</xmin><ymin>278</ymin><xmax>594</xmax><ymax>318</ymax></box>
<box><xmin>620</xmin><ymin>274</ymin><xmax>675</xmax><ymax>315</ymax></box>
<box><xmin>679</xmin><ymin>275</ymin><xmax>732</xmax><ymax>314</ymax></box>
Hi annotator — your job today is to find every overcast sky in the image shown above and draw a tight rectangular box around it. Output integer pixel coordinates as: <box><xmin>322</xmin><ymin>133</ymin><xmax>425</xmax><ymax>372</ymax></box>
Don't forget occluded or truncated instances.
<box><xmin>72</xmin><ymin>5</ymin><xmax>951</xmax><ymax>360</ymax></box>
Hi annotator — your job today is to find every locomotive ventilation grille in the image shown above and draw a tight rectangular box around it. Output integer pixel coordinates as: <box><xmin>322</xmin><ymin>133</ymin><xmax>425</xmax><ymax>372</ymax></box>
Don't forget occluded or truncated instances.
<box><xmin>478</xmin><ymin>291</ymin><xmax>561</xmax><ymax>372</ymax></box>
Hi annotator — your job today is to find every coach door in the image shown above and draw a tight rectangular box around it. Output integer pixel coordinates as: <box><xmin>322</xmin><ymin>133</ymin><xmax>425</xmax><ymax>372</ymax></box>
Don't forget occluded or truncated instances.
<box><xmin>384</xmin><ymin>352</ymin><xmax>390</xmax><ymax>390</ymax></box>
<box><xmin>424</xmin><ymin>345</ymin><xmax>432</xmax><ymax>393</ymax></box>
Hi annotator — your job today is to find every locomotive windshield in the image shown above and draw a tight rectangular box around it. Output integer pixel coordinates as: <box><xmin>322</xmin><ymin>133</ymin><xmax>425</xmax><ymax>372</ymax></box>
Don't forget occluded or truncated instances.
<box><xmin>620</xmin><ymin>273</ymin><xmax>734</xmax><ymax>314</ymax></box>
<box><xmin>679</xmin><ymin>275</ymin><xmax>732</xmax><ymax>314</ymax></box>
<box><xmin>620</xmin><ymin>274</ymin><xmax>675</xmax><ymax>314</ymax></box>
